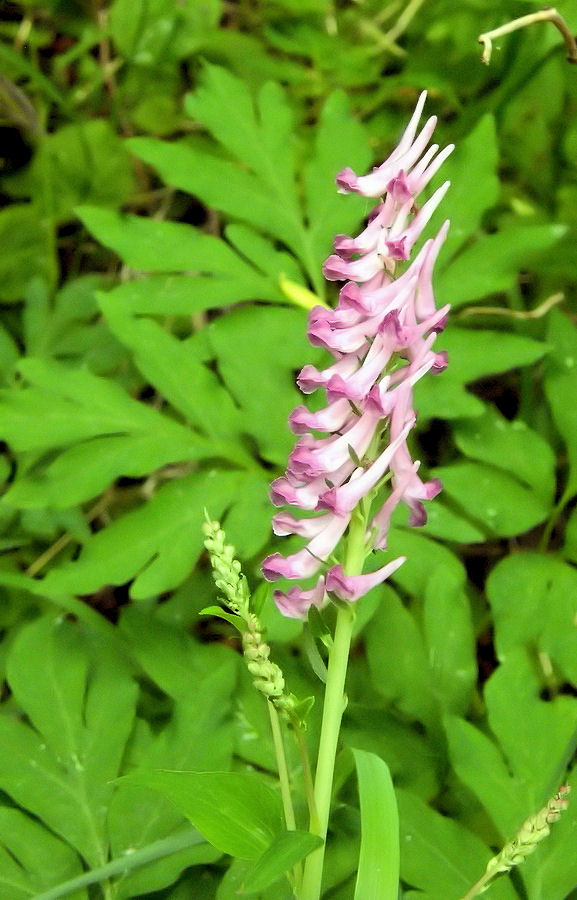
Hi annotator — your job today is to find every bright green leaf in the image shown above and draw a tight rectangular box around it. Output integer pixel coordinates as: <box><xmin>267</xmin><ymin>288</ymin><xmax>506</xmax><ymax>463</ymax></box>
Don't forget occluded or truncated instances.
<box><xmin>120</xmin><ymin>770</ymin><xmax>282</xmax><ymax>860</ymax></box>
<box><xmin>241</xmin><ymin>831</ymin><xmax>322</xmax><ymax>894</ymax></box>
<box><xmin>352</xmin><ymin>749</ymin><xmax>399</xmax><ymax>900</ymax></box>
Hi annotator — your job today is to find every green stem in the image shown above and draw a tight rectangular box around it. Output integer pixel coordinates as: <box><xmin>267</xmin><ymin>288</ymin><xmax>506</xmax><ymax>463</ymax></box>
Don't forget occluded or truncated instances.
<box><xmin>268</xmin><ymin>702</ymin><xmax>298</xmax><ymax>833</ymax></box>
<box><xmin>268</xmin><ymin>701</ymin><xmax>302</xmax><ymax>893</ymax></box>
<box><xmin>300</xmin><ymin>509</ymin><xmax>367</xmax><ymax>900</ymax></box>
<box><xmin>294</xmin><ymin>724</ymin><xmax>320</xmax><ymax>834</ymax></box>
<box><xmin>32</xmin><ymin>828</ymin><xmax>204</xmax><ymax>900</ymax></box>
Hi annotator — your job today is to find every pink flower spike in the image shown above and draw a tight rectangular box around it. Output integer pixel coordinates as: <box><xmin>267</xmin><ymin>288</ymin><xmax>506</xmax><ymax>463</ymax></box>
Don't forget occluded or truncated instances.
<box><xmin>274</xmin><ymin>577</ymin><xmax>326</xmax><ymax>619</ymax></box>
<box><xmin>318</xmin><ymin>418</ymin><xmax>414</xmax><ymax>517</ymax></box>
<box><xmin>326</xmin><ymin>556</ymin><xmax>406</xmax><ymax>601</ymax></box>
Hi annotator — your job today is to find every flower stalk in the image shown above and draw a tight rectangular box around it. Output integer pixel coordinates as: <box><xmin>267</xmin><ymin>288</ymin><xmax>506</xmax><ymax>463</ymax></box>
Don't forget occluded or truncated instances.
<box><xmin>460</xmin><ymin>786</ymin><xmax>571</xmax><ymax>900</ymax></box>
<box><xmin>261</xmin><ymin>92</ymin><xmax>453</xmax><ymax>899</ymax></box>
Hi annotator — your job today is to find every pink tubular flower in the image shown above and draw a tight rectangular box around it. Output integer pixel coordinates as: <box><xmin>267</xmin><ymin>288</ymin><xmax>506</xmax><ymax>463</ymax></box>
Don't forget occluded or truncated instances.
<box><xmin>262</xmin><ymin>91</ymin><xmax>452</xmax><ymax>619</ymax></box>
<box><xmin>326</xmin><ymin>557</ymin><xmax>406</xmax><ymax>601</ymax></box>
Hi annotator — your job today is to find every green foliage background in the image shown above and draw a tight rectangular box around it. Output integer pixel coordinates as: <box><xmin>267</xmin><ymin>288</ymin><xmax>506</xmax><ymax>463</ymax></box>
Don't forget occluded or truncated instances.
<box><xmin>1</xmin><ymin>0</ymin><xmax>577</xmax><ymax>897</ymax></box>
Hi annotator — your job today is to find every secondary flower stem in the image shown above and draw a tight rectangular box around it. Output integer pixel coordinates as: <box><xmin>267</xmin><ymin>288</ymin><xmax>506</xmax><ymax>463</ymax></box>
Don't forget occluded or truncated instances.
<box><xmin>268</xmin><ymin>702</ymin><xmax>302</xmax><ymax>892</ymax></box>
<box><xmin>300</xmin><ymin>508</ymin><xmax>367</xmax><ymax>900</ymax></box>
<box><xmin>294</xmin><ymin>724</ymin><xmax>320</xmax><ymax>834</ymax></box>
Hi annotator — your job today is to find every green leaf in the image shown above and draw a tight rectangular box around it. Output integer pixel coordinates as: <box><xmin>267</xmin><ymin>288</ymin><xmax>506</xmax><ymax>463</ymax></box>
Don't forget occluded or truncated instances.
<box><xmin>0</xmin><ymin>807</ymin><xmax>86</xmax><ymax>900</ymax></box>
<box><xmin>120</xmin><ymin>770</ymin><xmax>282</xmax><ymax>860</ymax></box>
<box><xmin>431</xmin><ymin>461</ymin><xmax>550</xmax><ymax>537</ymax></box>
<box><xmin>444</xmin><ymin>715</ymin><xmax>525</xmax><ymax>840</ymax></box>
<box><xmin>0</xmin><ymin>357</ymin><xmax>211</xmax><ymax>507</ymax></box>
<box><xmin>207</xmin><ymin>304</ymin><xmax>321</xmax><ymax>465</ymax></box>
<box><xmin>484</xmin><ymin>649</ymin><xmax>577</xmax><ymax>807</ymax></box>
<box><xmin>419</xmin><ymin>499</ymin><xmax>487</xmax><ymax>544</ymax></box>
<box><xmin>109</xmin><ymin>613</ymin><xmax>237</xmax><ymax>897</ymax></box>
<box><xmin>437</xmin><ymin>115</ymin><xmax>499</xmax><ymax>258</ymax></box>
<box><xmin>241</xmin><ymin>831</ymin><xmax>322</xmax><ymax>894</ymax></box>
<box><xmin>199</xmin><ymin>607</ymin><xmax>245</xmax><ymax>632</ymax></box>
<box><xmin>544</xmin><ymin>309</ymin><xmax>577</xmax><ymax>500</ymax></box>
<box><xmin>454</xmin><ymin>406</ymin><xmax>556</xmax><ymax>506</ymax></box>
<box><xmin>0</xmin><ymin>616</ymin><xmax>138</xmax><ymax>867</ymax></box>
<box><xmin>351</xmin><ymin>749</ymin><xmax>399</xmax><ymax>900</ymax></box>
<box><xmin>487</xmin><ymin>552</ymin><xmax>577</xmax><ymax>684</ymax></box>
<box><xmin>0</xmin><ymin>205</ymin><xmax>51</xmax><ymax>302</ymax></box>
<box><xmin>41</xmin><ymin>469</ymin><xmax>243</xmax><ymax>599</ymax></box>
<box><xmin>437</xmin><ymin>225</ymin><xmax>565</xmax><ymax>307</ymax></box>
<box><xmin>415</xmin><ymin>326</ymin><xmax>548</xmax><ymax>420</ymax></box>
<box><xmin>77</xmin><ymin>206</ymin><xmax>250</xmax><ymax>273</ymax></box>
<box><xmin>397</xmin><ymin>789</ymin><xmax>518</xmax><ymax>900</ymax></box>
<box><xmin>110</xmin><ymin>0</ymin><xmax>220</xmax><ymax>63</ymax></box>
<box><xmin>30</xmin><ymin>120</ymin><xmax>136</xmax><ymax>221</ymax></box>
<box><xmin>98</xmin><ymin>301</ymin><xmax>244</xmax><ymax>446</ymax></box>
<box><xmin>422</xmin><ymin>566</ymin><xmax>476</xmax><ymax>716</ymax></box>
<box><xmin>365</xmin><ymin>590</ymin><xmax>436</xmax><ymax>730</ymax></box>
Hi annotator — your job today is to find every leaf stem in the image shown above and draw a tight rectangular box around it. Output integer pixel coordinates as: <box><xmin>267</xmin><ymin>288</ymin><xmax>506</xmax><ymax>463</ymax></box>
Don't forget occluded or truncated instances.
<box><xmin>299</xmin><ymin>507</ymin><xmax>367</xmax><ymax>900</ymax></box>
<box><xmin>478</xmin><ymin>8</ymin><xmax>577</xmax><ymax>65</ymax></box>
<box><xmin>31</xmin><ymin>828</ymin><xmax>205</xmax><ymax>900</ymax></box>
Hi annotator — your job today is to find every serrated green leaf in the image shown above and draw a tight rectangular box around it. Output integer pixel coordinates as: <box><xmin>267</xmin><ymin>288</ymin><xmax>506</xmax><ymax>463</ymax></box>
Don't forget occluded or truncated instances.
<box><xmin>241</xmin><ymin>831</ymin><xmax>322</xmax><ymax>894</ymax></box>
<box><xmin>120</xmin><ymin>770</ymin><xmax>282</xmax><ymax>860</ymax></box>
<box><xmin>207</xmin><ymin>305</ymin><xmax>320</xmax><ymax>465</ymax></box>
<box><xmin>0</xmin><ymin>357</ymin><xmax>212</xmax><ymax>507</ymax></box>
<box><xmin>109</xmin><ymin>615</ymin><xmax>237</xmax><ymax>897</ymax></box>
<box><xmin>351</xmin><ymin>749</ymin><xmax>399</xmax><ymax>900</ymax></box>
<box><xmin>98</xmin><ymin>271</ymin><xmax>284</xmax><ymax>318</ymax></box>
<box><xmin>0</xmin><ymin>807</ymin><xmax>86</xmax><ymax>900</ymax></box>
<box><xmin>98</xmin><ymin>301</ymin><xmax>245</xmax><ymax>446</ymax></box>
<box><xmin>0</xmin><ymin>616</ymin><xmax>137</xmax><ymax>867</ymax></box>
<box><xmin>77</xmin><ymin>206</ymin><xmax>248</xmax><ymax>273</ymax></box>
<box><xmin>41</xmin><ymin>469</ymin><xmax>242</xmax><ymax>599</ymax></box>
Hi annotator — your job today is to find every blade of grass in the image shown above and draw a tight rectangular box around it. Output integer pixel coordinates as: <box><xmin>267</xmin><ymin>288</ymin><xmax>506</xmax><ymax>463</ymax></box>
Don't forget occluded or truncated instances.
<box><xmin>352</xmin><ymin>748</ymin><xmax>400</xmax><ymax>900</ymax></box>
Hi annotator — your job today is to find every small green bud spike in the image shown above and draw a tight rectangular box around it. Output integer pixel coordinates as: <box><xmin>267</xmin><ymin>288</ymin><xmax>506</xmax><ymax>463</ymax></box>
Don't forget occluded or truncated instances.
<box><xmin>202</xmin><ymin>518</ymin><xmax>303</xmax><ymax>725</ymax></box>
<box><xmin>460</xmin><ymin>786</ymin><xmax>571</xmax><ymax>900</ymax></box>
<box><xmin>487</xmin><ymin>785</ymin><xmax>571</xmax><ymax>875</ymax></box>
